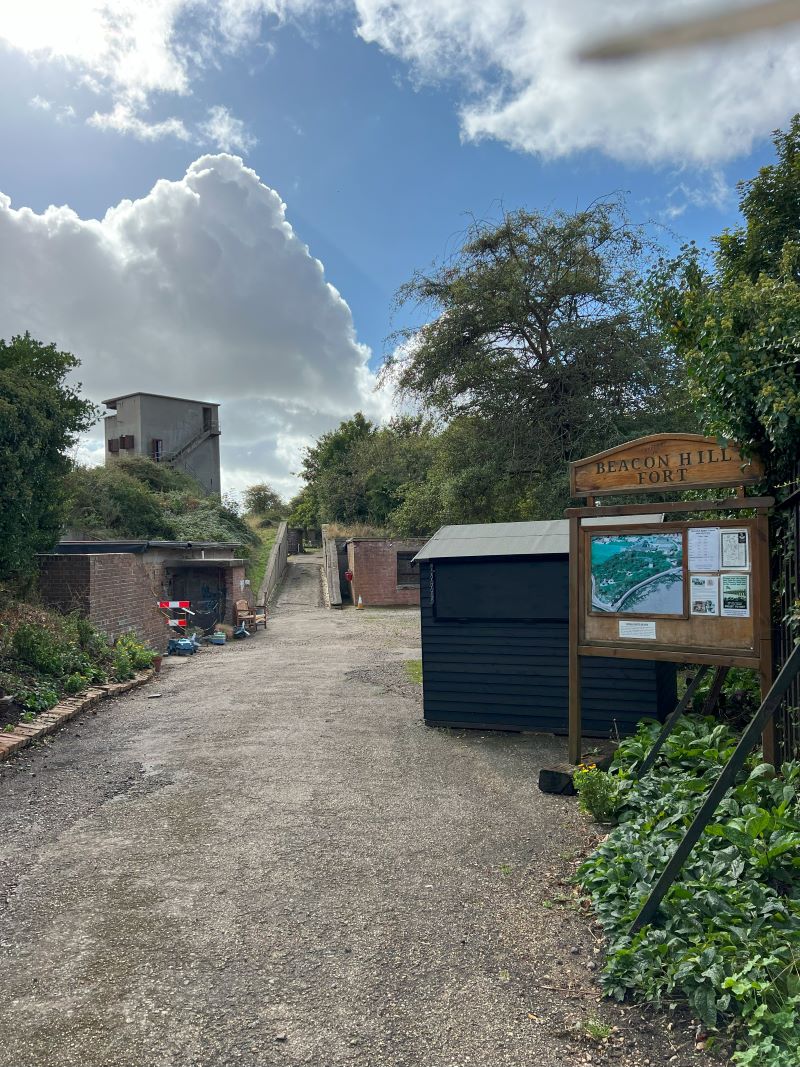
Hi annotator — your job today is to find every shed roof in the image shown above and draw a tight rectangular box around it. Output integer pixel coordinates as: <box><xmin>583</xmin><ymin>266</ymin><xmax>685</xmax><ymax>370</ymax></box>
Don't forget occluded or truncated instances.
<box><xmin>413</xmin><ymin>515</ymin><xmax>664</xmax><ymax>561</ymax></box>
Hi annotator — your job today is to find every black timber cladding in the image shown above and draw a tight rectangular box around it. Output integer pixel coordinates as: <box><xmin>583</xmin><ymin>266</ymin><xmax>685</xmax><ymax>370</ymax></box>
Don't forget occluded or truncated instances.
<box><xmin>419</xmin><ymin>556</ymin><xmax>675</xmax><ymax>735</ymax></box>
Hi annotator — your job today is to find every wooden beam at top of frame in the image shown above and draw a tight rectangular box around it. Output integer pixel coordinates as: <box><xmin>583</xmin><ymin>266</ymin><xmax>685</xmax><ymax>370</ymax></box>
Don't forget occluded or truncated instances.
<box><xmin>565</xmin><ymin>496</ymin><xmax>774</xmax><ymax>519</ymax></box>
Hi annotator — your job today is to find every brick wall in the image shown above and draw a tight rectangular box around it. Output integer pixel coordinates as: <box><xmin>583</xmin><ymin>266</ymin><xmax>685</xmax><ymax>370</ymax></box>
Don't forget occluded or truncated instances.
<box><xmin>39</xmin><ymin>553</ymin><xmax>170</xmax><ymax>651</ymax></box>
<box><xmin>223</xmin><ymin>565</ymin><xmax>248</xmax><ymax>623</ymax></box>
<box><xmin>37</xmin><ymin>555</ymin><xmax>91</xmax><ymax>615</ymax></box>
<box><xmin>87</xmin><ymin>555</ymin><xmax>168</xmax><ymax>650</ymax></box>
<box><xmin>346</xmin><ymin>539</ymin><xmax>427</xmax><ymax>607</ymax></box>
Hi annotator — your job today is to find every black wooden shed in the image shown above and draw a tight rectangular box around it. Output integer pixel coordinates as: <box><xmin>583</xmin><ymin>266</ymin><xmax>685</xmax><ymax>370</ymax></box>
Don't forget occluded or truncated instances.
<box><xmin>413</xmin><ymin>520</ymin><xmax>676</xmax><ymax>736</ymax></box>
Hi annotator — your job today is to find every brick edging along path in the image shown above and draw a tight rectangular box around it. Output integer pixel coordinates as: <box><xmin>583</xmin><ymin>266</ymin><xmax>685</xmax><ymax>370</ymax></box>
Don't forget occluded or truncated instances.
<box><xmin>0</xmin><ymin>669</ymin><xmax>155</xmax><ymax>762</ymax></box>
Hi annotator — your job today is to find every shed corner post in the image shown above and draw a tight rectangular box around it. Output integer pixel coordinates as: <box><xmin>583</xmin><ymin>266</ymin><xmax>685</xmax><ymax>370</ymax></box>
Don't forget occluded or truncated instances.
<box><xmin>568</xmin><ymin>513</ymin><xmax>582</xmax><ymax>764</ymax></box>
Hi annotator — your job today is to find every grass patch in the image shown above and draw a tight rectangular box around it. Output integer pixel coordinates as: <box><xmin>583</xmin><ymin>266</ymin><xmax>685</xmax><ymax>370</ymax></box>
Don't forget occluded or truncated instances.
<box><xmin>404</xmin><ymin>659</ymin><xmax>423</xmax><ymax>684</ymax></box>
<box><xmin>246</xmin><ymin>517</ymin><xmax>278</xmax><ymax>597</ymax></box>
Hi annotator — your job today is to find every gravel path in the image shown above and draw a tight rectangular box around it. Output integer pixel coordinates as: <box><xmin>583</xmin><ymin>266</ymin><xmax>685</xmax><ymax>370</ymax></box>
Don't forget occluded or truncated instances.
<box><xmin>0</xmin><ymin>555</ymin><xmax>710</xmax><ymax>1066</ymax></box>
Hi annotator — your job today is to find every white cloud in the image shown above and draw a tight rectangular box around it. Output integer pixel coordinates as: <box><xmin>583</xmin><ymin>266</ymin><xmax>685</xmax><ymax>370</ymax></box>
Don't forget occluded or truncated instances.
<box><xmin>5</xmin><ymin>2</ymin><xmax>800</xmax><ymax>164</ymax></box>
<box><xmin>200</xmin><ymin>105</ymin><xmax>257</xmax><ymax>153</ymax></box>
<box><xmin>0</xmin><ymin>154</ymin><xmax>388</xmax><ymax>495</ymax></box>
<box><xmin>29</xmin><ymin>94</ymin><xmax>52</xmax><ymax>110</ymax></box>
<box><xmin>87</xmin><ymin>102</ymin><xmax>191</xmax><ymax>141</ymax></box>
<box><xmin>349</xmin><ymin>0</ymin><xmax>800</xmax><ymax>165</ymax></box>
<box><xmin>662</xmin><ymin>168</ymin><xmax>735</xmax><ymax>220</ymax></box>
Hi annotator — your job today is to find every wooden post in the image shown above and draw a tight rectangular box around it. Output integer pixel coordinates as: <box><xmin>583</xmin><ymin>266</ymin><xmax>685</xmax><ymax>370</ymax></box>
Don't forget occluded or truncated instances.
<box><xmin>756</xmin><ymin>512</ymin><xmax>777</xmax><ymax>766</ymax></box>
<box><xmin>568</xmin><ymin>514</ymin><xmax>582</xmax><ymax>764</ymax></box>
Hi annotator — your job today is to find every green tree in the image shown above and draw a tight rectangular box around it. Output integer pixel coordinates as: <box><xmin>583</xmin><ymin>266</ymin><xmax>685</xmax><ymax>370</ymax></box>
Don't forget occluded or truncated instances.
<box><xmin>292</xmin><ymin>413</ymin><xmax>437</xmax><ymax>528</ymax></box>
<box><xmin>386</xmin><ymin>202</ymin><xmax>694</xmax><ymax>518</ymax></box>
<box><xmin>0</xmin><ymin>334</ymin><xmax>96</xmax><ymax>580</ymax></box>
<box><xmin>650</xmin><ymin>118</ymin><xmax>800</xmax><ymax>486</ymax></box>
<box><xmin>287</xmin><ymin>485</ymin><xmax>320</xmax><ymax>530</ymax></box>
<box><xmin>243</xmin><ymin>482</ymin><xmax>285</xmax><ymax>518</ymax></box>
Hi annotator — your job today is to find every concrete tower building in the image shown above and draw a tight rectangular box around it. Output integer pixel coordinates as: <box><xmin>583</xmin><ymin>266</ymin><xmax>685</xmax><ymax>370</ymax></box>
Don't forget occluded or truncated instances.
<box><xmin>104</xmin><ymin>392</ymin><xmax>222</xmax><ymax>496</ymax></box>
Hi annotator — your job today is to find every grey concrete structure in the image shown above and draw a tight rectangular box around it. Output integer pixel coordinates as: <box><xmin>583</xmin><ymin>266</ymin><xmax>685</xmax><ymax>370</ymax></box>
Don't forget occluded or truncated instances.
<box><xmin>104</xmin><ymin>392</ymin><xmax>222</xmax><ymax>495</ymax></box>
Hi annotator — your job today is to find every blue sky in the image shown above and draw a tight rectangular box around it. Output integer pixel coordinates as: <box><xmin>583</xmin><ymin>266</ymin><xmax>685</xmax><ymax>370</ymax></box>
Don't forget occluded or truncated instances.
<box><xmin>0</xmin><ymin>2</ymin><xmax>797</xmax><ymax>494</ymax></box>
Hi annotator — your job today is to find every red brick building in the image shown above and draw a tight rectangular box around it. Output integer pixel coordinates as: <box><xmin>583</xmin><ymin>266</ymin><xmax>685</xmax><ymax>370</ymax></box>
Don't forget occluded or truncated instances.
<box><xmin>345</xmin><ymin>538</ymin><xmax>428</xmax><ymax>607</ymax></box>
<box><xmin>38</xmin><ymin>541</ymin><xmax>248</xmax><ymax>650</ymax></box>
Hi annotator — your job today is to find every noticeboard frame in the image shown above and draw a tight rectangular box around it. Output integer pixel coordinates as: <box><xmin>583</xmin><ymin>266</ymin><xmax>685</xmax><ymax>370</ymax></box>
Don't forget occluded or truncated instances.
<box><xmin>566</xmin><ymin>435</ymin><xmax>774</xmax><ymax>766</ymax></box>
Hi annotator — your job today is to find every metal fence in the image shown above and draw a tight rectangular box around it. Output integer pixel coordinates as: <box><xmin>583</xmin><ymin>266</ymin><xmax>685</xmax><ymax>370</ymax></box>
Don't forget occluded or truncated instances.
<box><xmin>773</xmin><ymin>460</ymin><xmax>800</xmax><ymax>764</ymax></box>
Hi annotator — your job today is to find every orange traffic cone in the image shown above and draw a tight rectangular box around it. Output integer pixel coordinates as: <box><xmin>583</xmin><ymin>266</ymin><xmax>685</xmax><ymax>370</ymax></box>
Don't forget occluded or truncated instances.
<box><xmin>356</xmin><ymin>595</ymin><xmax>364</xmax><ymax>609</ymax></box>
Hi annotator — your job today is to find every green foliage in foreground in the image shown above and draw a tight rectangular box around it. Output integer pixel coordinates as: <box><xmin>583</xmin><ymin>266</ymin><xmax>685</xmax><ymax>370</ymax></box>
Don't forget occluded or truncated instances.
<box><xmin>65</xmin><ymin>456</ymin><xmax>258</xmax><ymax>549</ymax></box>
<box><xmin>0</xmin><ymin>333</ymin><xmax>97</xmax><ymax>581</ymax></box>
<box><xmin>0</xmin><ymin>604</ymin><xmax>155</xmax><ymax>712</ymax></box>
<box><xmin>579</xmin><ymin>716</ymin><xmax>800</xmax><ymax>1064</ymax></box>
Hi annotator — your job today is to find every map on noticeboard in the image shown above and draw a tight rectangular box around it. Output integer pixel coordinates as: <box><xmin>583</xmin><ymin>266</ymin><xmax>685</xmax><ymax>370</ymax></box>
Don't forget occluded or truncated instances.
<box><xmin>590</xmin><ymin>532</ymin><xmax>684</xmax><ymax>615</ymax></box>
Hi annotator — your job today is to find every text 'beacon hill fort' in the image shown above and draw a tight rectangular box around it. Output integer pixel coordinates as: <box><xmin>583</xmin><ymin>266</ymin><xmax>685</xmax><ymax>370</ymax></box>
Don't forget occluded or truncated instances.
<box><xmin>571</xmin><ymin>434</ymin><xmax>762</xmax><ymax>496</ymax></box>
<box><xmin>104</xmin><ymin>391</ymin><xmax>222</xmax><ymax>495</ymax></box>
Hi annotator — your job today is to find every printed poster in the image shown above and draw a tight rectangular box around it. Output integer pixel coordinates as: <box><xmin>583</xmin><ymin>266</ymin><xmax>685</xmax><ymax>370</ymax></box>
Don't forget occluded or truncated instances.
<box><xmin>690</xmin><ymin>574</ymin><xmax>719</xmax><ymax>616</ymax></box>
<box><xmin>688</xmin><ymin>527</ymin><xmax>720</xmax><ymax>572</ymax></box>
<box><xmin>590</xmin><ymin>532</ymin><xmax>683</xmax><ymax>615</ymax></box>
<box><xmin>721</xmin><ymin>573</ymin><xmax>750</xmax><ymax>618</ymax></box>
<box><xmin>720</xmin><ymin>528</ymin><xmax>750</xmax><ymax>570</ymax></box>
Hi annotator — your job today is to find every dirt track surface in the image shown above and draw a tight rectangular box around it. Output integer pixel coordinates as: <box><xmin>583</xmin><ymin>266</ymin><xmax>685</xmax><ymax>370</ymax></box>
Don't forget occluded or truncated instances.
<box><xmin>0</xmin><ymin>555</ymin><xmax>707</xmax><ymax>1066</ymax></box>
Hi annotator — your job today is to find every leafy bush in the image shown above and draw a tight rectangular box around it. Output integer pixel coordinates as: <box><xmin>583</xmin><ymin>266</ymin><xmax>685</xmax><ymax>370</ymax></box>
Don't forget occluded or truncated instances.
<box><xmin>574</xmin><ymin>766</ymin><xmax>624</xmax><ymax>822</ymax></box>
<box><xmin>113</xmin><ymin>632</ymin><xmax>155</xmax><ymax>671</ymax></box>
<box><xmin>579</xmin><ymin>716</ymin><xmax>800</xmax><ymax>1064</ymax></box>
<box><xmin>112</xmin><ymin>648</ymin><xmax>134</xmax><ymax>681</ymax></box>
<box><xmin>12</xmin><ymin>623</ymin><xmax>68</xmax><ymax>675</ymax></box>
<box><xmin>64</xmin><ymin>673</ymin><xmax>88</xmax><ymax>694</ymax></box>
<box><xmin>0</xmin><ymin>602</ymin><xmax>156</xmax><ymax>716</ymax></box>
<box><xmin>65</xmin><ymin>457</ymin><xmax>258</xmax><ymax>549</ymax></box>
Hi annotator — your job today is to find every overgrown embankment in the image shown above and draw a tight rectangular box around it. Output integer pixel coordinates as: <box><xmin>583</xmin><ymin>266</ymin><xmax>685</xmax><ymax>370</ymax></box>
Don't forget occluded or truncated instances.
<box><xmin>577</xmin><ymin>717</ymin><xmax>800</xmax><ymax>1065</ymax></box>
<box><xmin>0</xmin><ymin>602</ymin><xmax>155</xmax><ymax>730</ymax></box>
<box><xmin>65</xmin><ymin>455</ymin><xmax>258</xmax><ymax>547</ymax></box>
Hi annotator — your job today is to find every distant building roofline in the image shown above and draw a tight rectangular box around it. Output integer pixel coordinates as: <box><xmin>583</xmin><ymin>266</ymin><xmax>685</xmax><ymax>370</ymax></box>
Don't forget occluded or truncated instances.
<box><xmin>50</xmin><ymin>539</ymin><xmax>241</xmax><ymax>555</ymax></box>
<box><xmin>103</xmin><ymin>391</ymin><xmax>220</xmax><ymax>409</ymax></box>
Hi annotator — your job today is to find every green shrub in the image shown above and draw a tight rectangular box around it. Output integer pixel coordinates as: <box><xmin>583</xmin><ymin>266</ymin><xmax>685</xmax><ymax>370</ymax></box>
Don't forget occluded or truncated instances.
<box><xmin>12</xmin><ymin>623</ymin><xmax>67</xmax><ymax>675</ymax></box>
<box><xmin>64</xmin><ymin>672</ymin><xmax>88</xmax><ymax>694</ymax></box>
<box><xmin>111</xmin><ymin>648</ymin><xmax>134</xmax><ymax>681</ymax></box>
<box><xmin>14</xmin><ymin>685</ymin><xmax>59</xmax><ymax>713</ymax></box>
<box><xmin>113</xmin><ymin>632</ymin><xmax>155</xmax><ymax>671</ymax></box>
<box><xmin>579</xmin><ymin>716</ymin><xmax>800</xmax><ymax>1065</ymax></box>
<box><xmin>574</xmin><ymin>766</ymin><xmax>624</xmax><ymax>822</ymax></box>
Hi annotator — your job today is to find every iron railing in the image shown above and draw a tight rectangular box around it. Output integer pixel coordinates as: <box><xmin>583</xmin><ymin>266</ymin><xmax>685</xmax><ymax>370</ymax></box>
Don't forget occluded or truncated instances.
<box><xmin>773</xmin><ymin>459</ymin><xmax>800</xmax><ymax>764</ymax></box>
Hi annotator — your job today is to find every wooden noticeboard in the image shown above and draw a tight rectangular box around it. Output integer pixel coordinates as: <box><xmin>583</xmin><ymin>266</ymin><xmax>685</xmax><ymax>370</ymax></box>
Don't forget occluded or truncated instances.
<box><xmin>579</xmin><ymin>518</ymin><xmax>769</xmax><ymax>668</ymax></box>
<box><xmin>566</xmin><ymin>434</ymin><xmax>773</xmax><ymax>765</ymax></box>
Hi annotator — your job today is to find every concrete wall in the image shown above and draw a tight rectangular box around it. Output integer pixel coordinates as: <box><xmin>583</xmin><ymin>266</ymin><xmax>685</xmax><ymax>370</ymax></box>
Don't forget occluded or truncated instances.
<box><xmin>345</xmin><ymin>539</ymin><xmax>427</xmax><ymax>607</ymax></box>
<box><xmin>104</xmin><ymin>394</ymin><xmax>221</xmax><ymax>495</ymax></box>
<box><xmin>39</xmin><ymin>553</ymin><xmax>170</xmax><ymax>650</ymax></box>
<box><xmin>258</xmin><ymin>522</ymin><xmax>289</xmax><ymax>605</ymax></box>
